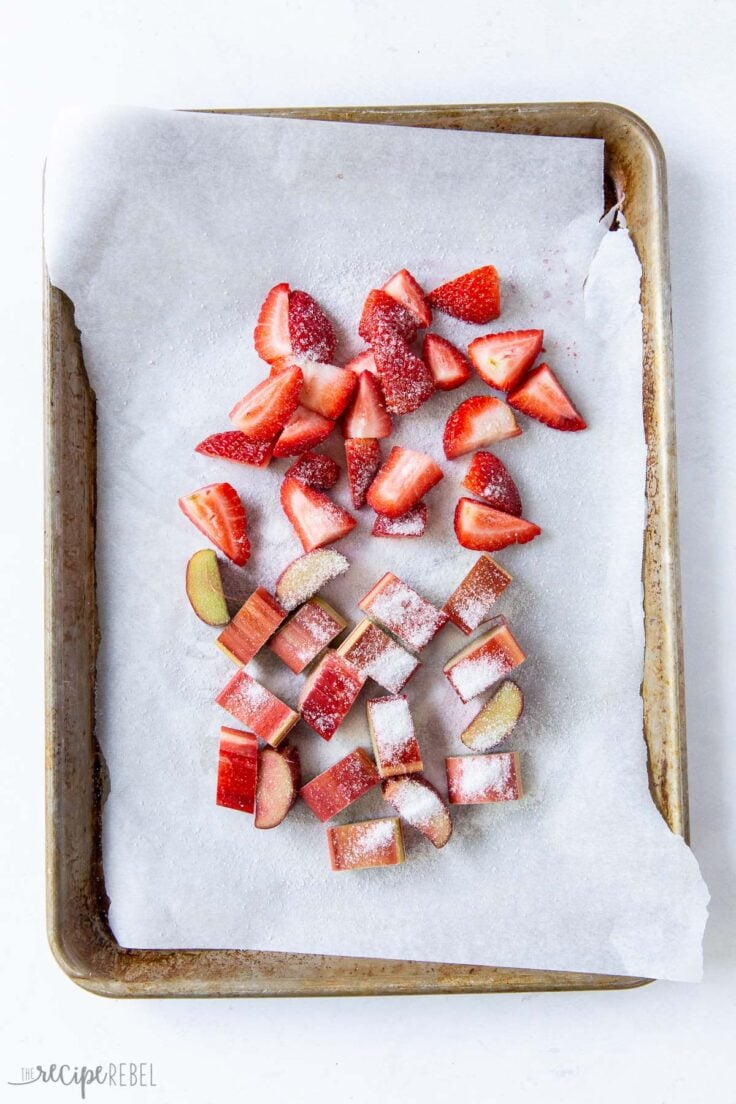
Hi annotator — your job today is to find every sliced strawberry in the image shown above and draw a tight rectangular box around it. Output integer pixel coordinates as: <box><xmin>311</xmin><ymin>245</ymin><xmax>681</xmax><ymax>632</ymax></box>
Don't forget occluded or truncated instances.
<box><xmin>294</xmin><ymin>359</ymin><xmax>357</xmax><ymax>420</ymax></box>
<box><xmin>358</xmin><ymin>289</ymin><xmax>417</xmax><ymax>344</ymax></box>
<box><xmin>272</xmin><ymin>405</ymin><xmax>335</xmax><ymax>457</ymax></box>
<box><xmin>507</xmin><ymin>363</ymin><xmax>586</xmax><ymax>431</ymax></box>
<box><xmin>344</xmin><ymin>349</ymin><xmax>378</xmax><ymax>375</ymax></box>
<box><xmin>254</xmin><ymin>282</ymin><xmax>292</xmax><ymax>363</ymax></box>
<box><xmin>344</xmin><ymin>438</ymin><xmax>381</xmax><ymax>508</ymax></box>
<box><xmin>195</xmin><ymin>431</ymin><xmax>275</xmax><ymax>468</ymax></box>
<box><xmin>422</xmin><ymin>333</ymin><xmax>472</xmax><ymax>391</ymax></box>
<box><xmin>454</xmin><ymin>497</ymin><xmax>540</xmax><ymax>551</ymax></box>
<box><xmin>366</xmin><ymin>446</ymin><xmax>443</xmax><ymax>519</ymax></box>
<box><xmin>462</xmin><ymin>451</ymin><xmax>522</xmax><ymax>516</ymax></box>
<box><xmin>372</xmin><ymin>502</ymin><xmax>427</xmax><ymax>538</ymax></box>
<box><xmin>372</xmin><ymin>331</ymin><xmax>435</xmax><ymax>415</ymax></box>
<box><xmin>468</xmin><ymin>329</ymin><xmax>543</xmax><ymax>392</ymax></box>
<box><xmin>229</xmin><ymin>365</ymin><xmax>302</xmax><ymax>440</ymax></box>
<box><xmin>280</xmin><ymin>477</ymin><xmax>356</xmax><ymax>551</ymax></box>
<box><xmin>443</xmin><ymin>395</ymin><xmax>521</xmax><ymax>460</ymax></box>
<box><xmin>284</xmin><ymin>451</ymin><xmax>340</xmax><ymax>490</ymax></box>
<box><xmin>288</xmin><ymin>289</ymin><xmax>336</xmax><ymax>362</ymax></box>
<box><xmin>382</xmin><ymin>269</ymin><xmax>432</xmax><ymax>327</ymax></box>
<box><xmin>179</xmin><ymin>482</ymin><xmax>251</xmax><ymax>566</ymax></box>
<box><xmin>342</xmin><ymin>371</ymin><xmax>392</xmax><ymax>439</ymax></box>
<box><xmin>428</xmin><ymin>266</ymin><xmax>501</xmax><ymax>323</ymax></box>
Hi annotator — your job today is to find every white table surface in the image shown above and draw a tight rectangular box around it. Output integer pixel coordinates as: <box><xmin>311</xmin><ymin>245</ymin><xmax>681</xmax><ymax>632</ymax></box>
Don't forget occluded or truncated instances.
<box><xmin>1</xmin><ymin>1</ymin><xmax>734</xmax><ymax>1100</ymax></box>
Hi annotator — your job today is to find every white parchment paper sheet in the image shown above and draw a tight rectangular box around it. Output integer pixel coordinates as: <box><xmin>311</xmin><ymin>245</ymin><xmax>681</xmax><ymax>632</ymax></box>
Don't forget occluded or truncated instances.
<box><xmin>45</xmin><ymin>108</ymin><xmax>708</xmax><ymax>981</ymax></box>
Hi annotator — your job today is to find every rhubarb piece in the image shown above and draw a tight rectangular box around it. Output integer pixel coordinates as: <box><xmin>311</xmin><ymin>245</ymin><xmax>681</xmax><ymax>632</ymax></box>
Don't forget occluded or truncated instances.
<box><xmin>359</xmin><ymin>572</ymin><xmax>447</xmax><ymax>652</ymax></box>
<box><xmin>229</xmin><ymin>364</ymin><xmax>303</xmax><ymax>440</ymax></box>
<box><xmin>216</xmin><ymin>727</ymin><xmax>259</xmax><ymax>813</ymax></box>
<box><xmin>428</xmin><ymin>265</ymin><xmax>501</xmax><ymax>324</ymax></box>
<box><xmin>300</xmin><ymin>747</ymin><xmax>380</xmax><ymax>821</ymax></box>
<box><xmin>461</xmin><ymin>680</ymin><xmax>524</xmax><ymax>751</ymax></box>
<box><xmin>345</xmin><ymin>438</ymin><xmax>381</xmax><ymax>508</ymax></box>
<box><xmin>272</xmin><ymin>405</ymin><xmax>335</xmax><ymax>457</ymax></box>
<box><xmin>468</xmin><ymin>329</ymin><xmax>543</xmax><ymax>392</ymax></box>
<box><xmin>216</xmin><ymin>669</ymin><xmax>299</xmax><ymax>747</ymax></box>
<box><xmin>446</xmin><ymin>752</ymin><xmax>523</xmax><ymax>804</ymax></box>
<box><xmin>342</xmin><ymin>371</ymin><xmax>392</xmax><ymax>439</ymax></box>
<box><xmin>382</xmin><ymin>776</ymin><xmax>452</xmax><ymax>848</ymax></box>
<box><xmin>344</xmin><ymin>349</ymin><xmax>378</xmax><ymax>375</ymax></box>
<box><xmin>288</xmin><ymin>289</ymin><xmax>336</xmax><ymax>362</ymax></box>
<box><xmin>298</xmin><ymin>650</ymin><xmax>365</xmax><ymax>739</ymax></box>
<box><xmin>327</xmin><ymin>817</ymin><xmax>405</xmax><ymax>871</ymax></box>
<box><xmin>217</xmin><ymin>587</ymin><xmax>287</xmax><ymax>666</ymax></box>
<box><xmin>443</xmin><ymin>554</ymin><xmax>512</xmax><ymax>634</ymax></box>
<box><xmin>422</xmin><ymin>333</ymin><xmax>472</xmax><ymax>391</ymax></box>
<box><xmin>179</xmin><ymin>482</ymin><xmax>251</xmax><ymax>566</ymax></box>
<box><xmin>507</xmin><ymin>363</ymin><xmax>587</xmax><ymax>431</ymax></box>
<box><xmin>358</xmin><ymin>289</ymin><xmax>417</xmax><ymax>344</ymax></box>
<box><xmin>185</xmin><ymin>549</ymin><xmax>229</xmax><ymax>626</ymax></box>
<box><xmin>336</xmin><ymin>619</ymin><xmax>419</xmax><ymax>694</ymax></box>
<box><xmin>195</xmin><ymin>431</ymin><xmax>274</xmax><ymax>468</ymax></box>
<box><xmin>443</xmin><ymin>617</ymin><xmax>525</xmax><ymax>702</ymax></box>
<box><xmin>280</xmin><ymin>478</ymin><xmax>356</xmax><ymax>552</ymax></box>
<box><xmin>371</xmin><ymin>330</ymin><xmax>436</xmax><ymax>414</ymax></box>
<box><xmin>382</xmin><ymin>268</ymin><xmax>432</xmax><ymax>327</ymax></box>
<box><xmin>268</xmin><ymin>597</ymin><xmax>346</xmax><ymax>674</ymax></box>
<box><xmin>254</xmin><ymin>282</ymin><xmax>292</xmax><ymax>363</ymax></box>
<box><xmin>367</xmin><ymin>694</ymin><xmax>423</xmax><ymax>778</ymax></box>
<box><xmin>275</xmin><ymin>358</ymin><xmax>356</xmax><ymax>420</ymax></box>
<box><xmin>443</xmin><ymin>395</ymin><xmax>521</xmax><ymax>459</ymax></box>
<box><xmin>254</xmin><ymin>743</ymin><xmax>301</xmax><ymax>828</ymax></box>
<box><xmin>275</xmin><ymin>548</ymin><xmax>350</xmax><ymax>611</ymax></box>
<box><xmin>366</xmin><ymin>446</ymin><xmax>443</xmax><ymax>519</ymax></box>
<box><xmin>462</xmin><ymin>451</ymin><xmax>522</xmax><ymax>516</ymax></box>
<box><xmin>372</xmin><ymin>503</ymin><xmax>427</xmax><ymax>538</ymax></box>
<box><xmin>284</xmin><ymin>451</ymin><xmax>340</xmax><ymax>490</ymax></box>
<box><xmin>454</xmin><ymin>498</ymin><xmax>541</xmax><ymax>552</ymax></box>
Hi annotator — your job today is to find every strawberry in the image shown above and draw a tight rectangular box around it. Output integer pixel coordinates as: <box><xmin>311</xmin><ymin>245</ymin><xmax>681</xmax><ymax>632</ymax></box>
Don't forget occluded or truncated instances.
<box><xmin>179</xmin><ymin>482</ymin><xmax>251</xmax><ymax>566</ymax></box>
<box><xmin>342</xmin><ymin>371</ymin><xmax>392</xmax><ymax>439</ymax></box>
<box><xmin>195</xmin><ymin>431</ymin><xmax>274</xmax><ymax>468</ymax></box>
<box><xmin>284</xmin><ymin>451</ymin><xmax>341</xmax><ymax>490</ymax></box>
<box><xmin>454</xmin><ymin>497</ymin><xmax>540</xmax><ymax>552</ymax></box>
<box><xmin>372</xmin><ymin>330</ymin><xmax>436</xmax><ymax>415</ymax></box>
<box><xmin>288</xmin><ymin>359</ymin><xmax>357</xmax><ymax>420</ymax></box>
<box><xmin>358</xmin><ymin>289</ymin><xmax>417</xmax><ymax>344</ymax></box>
<box><xmin>273</xmin><ymin>406</ymin><xmax>335</xmax><ymax>457</ymax></box>
<box><xmin>288</xmin><ymin>289</ymin><xmax>336</xmax><ymax>362</ymax></box>
<box><xmin>344</xmin><ymin>438</ymin><xmax>381</xmax><ymax>508</ymax></box>
<box><xmin>507</xmin><ymin>363</ymin><xmax>586</xmax><ymax>431</ymax></box>
<box><xmin>372</xmin><ymin>502</ymin><xmax>427</xmax><ymax>538</ymax></box>
<box><xmin>382</xmin><ymin>269</ymin><xmax>432</xmax><ymax>327</ymax></box>
<box><xmin>468</xmin><ymin>329</ymin><xmax>543</xmax><ymax>392</ymax></box>
<box><xmin>254</xmin><ymin>283</ymin><xmax>292</xmax><ymax>363</ymax></box>
<box><xmin>366</xmin><ymin>446</ymin><xmax>443</xmax><ymax>519</ymax></box>
<box><xmin>344</xmin><ymin>349</ymin><xmax>378</xmax><ymax>375</ymax></box>
<box><xmin>428</xmin><ymin>266</ymin><xmax>501</xmax><ymax>324</ymax></box>
<box><xmin>229</xmin><ymin>365</ymin><xmax>302</xmax><ymax>440</ymax></box>
<box><xmin>443</xmin><ymin>395</ymin><xmax>521</xmax><ymax>459</ymax></box>
<box><xmin>422</xmin><ymin>333</ymin><xmax>472</xmax><ymax>391</ymax></box>
<box><xmin>280</xmin><ymin>477</ymin><xmax>356</xmax><ymax>551</ymax></box>
<box><xmin>462</xmin><ymin>451</ymin><xmax>522</xmax><ymax>516</ymax></box>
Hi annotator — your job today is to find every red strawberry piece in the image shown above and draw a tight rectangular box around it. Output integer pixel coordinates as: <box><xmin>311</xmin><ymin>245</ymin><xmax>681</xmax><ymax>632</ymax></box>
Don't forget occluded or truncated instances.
<box><xmin>366</xmin><ymin>446</ymin><xmax>443</xmax><ymax>519</ymax></box>
<box><xmin>382</xmin><ymin>268</ymin><xmax>432</xmax><ymax>327</ymax></box>
<box><xmin>283</xmin><ymin>358</ymin><xmax>357</xmax><ymax>420</ymax></box>
<box><xmin>345</xmin><ymin>438</ymin><xmax>381</xmax><ymax>508</ymax></box>
<box><xmin>179</xmin><ymin>482</ymin><xmax>251</xmax><ymax>566</ymax></box>
<box><xmin>344</xmin><ymin>349</ymin><xmax>378</xmax><ymax>374</ymax></box>
<box><xmin>284</xmin><ymin>451</ymin><xmax>340</xmax><ymax>490</ymax></box>
<box><xmin>371</xmin><ymin>330</ymin><xmax>436</xmax><ymax>415</ymax></box>
<box><xmin>229</xmin><ymin>364</ymin><xmax>302</xmax><ymax>440</ymax></box>
<box><xmin>428</xmin><ymin>265</ymin><xmax>501</xmax><ymax>324</ymax></box>
<box><xmin>195</xmin><ymin>431</ymin><xmax>275</xmax><ymax>468</ymax></box>
<box><xmin>272</xmin><ymin>406</ymin><xmax>335</xmax><ymax>457</ymax></box>
<box><xmin>342</xmin><ymin>371</ymin><xmax>392</xmax><ymax>439</ymax></box>
<box><xmin>422</xmin><ymin>333</ymin><xmax>472</xmax><ymax>391</ymax></box>
<box><xmin>462</xmin><ymin>451</ymin><xmax>522</xmax><ymax>516</ymax></box>
<box><xmin>288</xmin><ymin>289</ymin><xmax>336</xmax><ymax>362</ymax></box>
<box><xmin>216</xmin><ymin>727</ymin><xmax>259</xmax><ymax>813</ymax></box>
<box><xmin>254</xmin><ymin>282</ymin><xmax>292</xmax><ymax>363</ymax></box>
<box><xmin>280</xmin><ymin>477</ymin><xmax>356</xmax><ymax>551</ymax></box>
<box><xmin>468</xmin><ymin>329</ymin><xmax>543</xmax><ymax>392</ymax></box>
<box><xmin>372</xmin><ymin>502</ymin><xmax>427</xmax><ymax>538</ymax></box>
<box><xmin>454</xmin><ymin>497</ymin><xmax>540</xmax><ymax>552</ymax></box>
<box><xmin>507</xmin><ymin>363</ymin><xmax>586</xmax><ymax>431</ymax></box>
<box><xmin>443</xmin><ymin>395</ymin><xmax>521</xmax><ymax>459</ymax></box>
<box><xmin>358</xmin><ymin>289</ymin><xmax>417</xmax><ymax>344</ymax></box>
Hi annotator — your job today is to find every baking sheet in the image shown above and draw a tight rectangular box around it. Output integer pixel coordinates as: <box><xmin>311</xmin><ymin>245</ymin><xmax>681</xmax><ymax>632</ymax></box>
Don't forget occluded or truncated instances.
<box><xmin>44</xmin><ymin>107</ymin><xmax>708</xmax><ymax>982</ymax></box>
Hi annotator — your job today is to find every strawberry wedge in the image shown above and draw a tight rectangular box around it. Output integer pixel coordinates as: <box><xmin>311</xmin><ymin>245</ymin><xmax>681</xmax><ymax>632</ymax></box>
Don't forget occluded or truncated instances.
<box><xmin>229</xmin><ymin>364</ymin><xmax>302</xmax><ymax>440</ymax></box>
<box><xmin>422</xmin><ymin>333</ymin><xmax>472</xmax><ymax>391</ymax></box>
<box><xmin>345</xmin><ymin>438</ymin><xmax>382</xmax><ymax>508</ymax></box>
<box><xmin>366</xmin><ymin>446</ymin><xmax>443</xmax><ymax>519</ymax></box>
<box><xmin>254</xmin><ymin>283</ymin><xmax>292</xmax><ymax>364</ymax></box>
<box><xmin>507</xmin><ymin>363</ymin><xmax>587</xmax><ymax>431</ymax></box>
<box><xmin>284</xmin><ymin>451</ymin><xmax>341</xmax><ymax>490</ymax></box>
<box><xmin>344</xmin><ymin>349</ymin><xmax>378</xmax><ymax>375</ymax></box>
<box><xmin>462</xmin><ymin>451</ymin><xmax>522</xmax><ymax>516</ymax></box>
<box><xmin>280</xmin><ymin>477</ymin><xmax>356</xmax><ymax>551</ymax></box>
<box><xmin>454</xmin><ymin>497</ymin><xmax>540</xmax><ymax>552</ymax></box>
<box><xmin>428</xmin><ymin>266</ymin><xmax>501</xmax><ymax>324</ymax></box>
<box><xmin>273</xmin><ymin>406</ymin><xmax>335</xmax><ymax>457</ymax></box>
<box><xmin>468</xmin><ymin>330</ymin><xmax>543</xmax><ymax>392</ymax></box>
<box><xmin>195</xmin><ymin>431</ymin><xmax>275</xmax><ymax>468</ymax></box>
<box><xmin>358</xmin><ymin>289</ymin><xmax>417</xmax><ymax>344</ymax></box>
<box><xmin>443</xmin><ymin>395</ymin><xmax>521</xmax><ymax>459</ymax></box>
<box><xmin>179</xmin><ymin>482</ymin><xmax>250</xmax><ymax>566</ymax></box>
<box><xmin>274</xmin><ymin>358</ymin><xmax>357</xmax><ymax>421</ymax></box>
<box><xmin>372</xmin><ymin>331</ymin><xmax>436</xmax><ymax>414</ymax></box>
<box><xmin>288</xmin><ymin>289</ymin><xmax>336</xmax><ymax>362</ymax></box>
<box><xmin>372</xmin><ymin>502</ymin><xmax>427</xmax><ymax>538</ymax></box>
<box><xmin>342</xmin><ymin>371</ymin><xmax>392</xmax><ymax>439</ymax></box>
<box><xmin>382</xmin><ymin>268</ymin><xmax>432</xmax><ymax>327</ymax></box>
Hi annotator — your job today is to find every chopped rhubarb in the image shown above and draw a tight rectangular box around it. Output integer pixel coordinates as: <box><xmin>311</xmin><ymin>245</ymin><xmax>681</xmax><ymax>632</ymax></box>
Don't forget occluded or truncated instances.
<box><xmin>422</xmin><ymin>333</ymin><xmax>472</xmax><ymax>391</ymax></box>
<box><xmin>275</xmin><ymin>548</ymin><xmax>350</xmax><ymax>611</ymax></box>
<box><xmin>327</xmin><ymin>817</ymin><xmax>405</xmax><ymax>871</ymax></box>
<box><xmin>216</xmin><ymin>727</ymin><xmax>258</xmax><ymax>814</ymax></box>
<box><xmin>382</xmin><ymin>268</ymin><xmax>432</xmax><ymax>327</ymax></box>
<box><xmin>365</xmin><ymin>446</ymin><xmax>443</xmax><ymax>519</ymax></box>
<box><xmin>179</xmin><ymin>482</ymin><xmax>251</xmax><ymax>566</ymax></box>
<box><xmin>195</xmin><ymin>431</ymin><xmax>275</xmax><ymax>468</ymax></box>
<box><xmin>300</xmin><ymin>747</ymin><xmax>380</xmax><ymax>821</ymax></box>
<box><xmin>280</xmin><ymin>478</ymin><xmax>356</xmax><ymax>552</ymax></box>
<box><xmin>288</xmin><ymin>289</ymin><xmax>336</xmax><ymax>362</ymax></box>
<box><xmin>216</xmin><ymin>669</ymin><xmax>299</xmax><ymax>747</ymax></box>
<box><xmin>336</xmin><ymin>619</ymin><xmax>420</xmax><ymax>694</ymax></box>
<box><xmin>443</xmin><ymin>554</ymin><xmax>512</xmax><ymax>635</ymax></box>
<box><xmin>372</xmin><ymin>502</ymin><xmax>427</xmax><ymax>538</ymax></box>
<box><xmin>443</xmin><ymin>395</ymin><xmax>521</xmax><ymax>459</ymax></box>
<box><xmin>468</xmin><ymin>329</ymin><xmax>543</xmax><ymax>392</ymax></box>
<box><xmin>272</xmin><ymin>405</ymin><xmax>335</xmax><ymax>457</ymax></box>
<box><xmin>460</xmin><ymin>680</ymin><xmax>524</xmax><ymax>751</ymax></box>
<box><xmin>185</xmin><ymin>548</ymin><xmax>229</xmax><ymax>626</ymax></box>
<box><xmin>298</xmin><ymin>650</ymin><xmax>365</xmax><ymax>739</ymax></box>
<box><xmin>268</xmin><ymin>598</ymin><xmax>346</xmax><ymax>674</ymax></box>
<box><xmin>359</xmin><ymin>572</ymin><xmax>447</xmax><ymax>653</ymax></box>
<box><xmin>461</xmin><ymin>451</ymin><xmax>522</xmax><ymax>516</ymax></box>
<box><xmin>443</xmin><ymin>617</ymin><xmax>526</xmax><ymax>702</ymax></box>
<box><xmin>254</xmin><ymin>744</ymin><xmax>301</xmax><ymax>829</ymax></box>
<box><xmin>446</xmin><ymin>752</ymin><xmax>523</xmax><ymax>804</ymax></box>
<box><xmin>345</xmin><ymin>438</ymin><xmax>381</xmax><ymax>508</ymax></box>
<box><xmin>428</xmin><ymin>266</ymin><xmax>501</xmax><ymax>324</ymax></box>
<box><xmin>229</xmin><ymin>364</ymin><xmax>302</xmax><ymax>440</ymax></box>
<box><xmin>284</xmin><ymin>451</ymin><xmax>341</xmax><ymax>490</ymax></box>
<box><xmin>342</xmin><ymin>370</ymin><xmax>392</xmax><ymax>439</ymax></box>
<box><xmin>454</xmin><ymin>497</ymin><xmax>541</xmax><ymax>552</ymax></box>
<box><xmin>382</xmin><ymin>776</ymin><xmax>452</xmax><ymax>848</ymax></box>
<box><xmin>367</xmin><ymin>694</ymin><xmax>423</xmax><ymax>778</ymax></box>
<box><xmin>216</xmin><ymin>587</ymin><xmax>287</xmax><ymax>666</ymax></box>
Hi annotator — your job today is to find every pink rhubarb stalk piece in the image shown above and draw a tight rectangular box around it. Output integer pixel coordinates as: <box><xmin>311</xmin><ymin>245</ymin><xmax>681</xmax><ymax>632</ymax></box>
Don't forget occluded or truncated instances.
<box><xmin>446</xmin><ymin>752</ymin><xmax>523</xmax><ymax>804</ymax></box>
<box><xmin>359</xmin><ymin>572</ymin><xmax>448</xmax><ymax>653</ymax></box>
<box><xmin>300</xmin><ymin>747</ymin><xmax>380</xmax><ymax>822</ymax></box>
<box><xmin>216</xmin><ymin>670</ymin><xmax>299</xmax><ymax>747</ymax></box>
<box><xmin>268</xmin><ymin>597</ymin><xmax>346</xmax><ymax>674</ymax></box>
<box><xmin>327</xmin><ymin>817</ymin><xmax>405</xmax><ymax>871</ymax></box>
<box><xmin>443</xmin><ymin>554</ymin><xmax>513</xmax><ymax>635</ymax></box>
<box><xmin>216</xmin><ymin>727</ymin><xmax>259</xmax><ymax>813</ymax></box>
<box><xmin>367</xmin><ymin>694</ymin><xmax>423</xmax><ymax>778</ymax></box>
<box><xmin>254</xmin><ymin>744</ymin><xmax>301</xmax><ymax>829</ymax></box>
<box><xmin>275</xmin><ymin>548</ymin><xmax>350</xmax><ymax>612</ymax></box>
<box><xmin>216</xmin><ymin>587</ymin><xmax>287</xmax><ymax>666</ymax></box>
<box><xmin>443</xmin><ymin>617</ymin><xmax>526</xmax><ymax>703</ymax></box>
<box><xmin>297</xmin><ymin>650</ymin><xmax>366</xmax><ymax>739</ymax></box>
<box><xmin>382</xmin><ymin>776</ymin><xmax>453</xmax><ymax>848</ymax></box>
<box><xmin>336</xmin><ymin>619</ymin><xmax>419</xmax><ymax>694</ymax></box>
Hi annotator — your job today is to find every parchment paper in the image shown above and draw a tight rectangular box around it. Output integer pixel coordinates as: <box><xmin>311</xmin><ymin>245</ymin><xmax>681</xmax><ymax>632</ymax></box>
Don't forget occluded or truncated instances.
<box><xmin>44</xmin><ymin>107</ymin><xmax>708</xmax><ymax>981</ymax></box>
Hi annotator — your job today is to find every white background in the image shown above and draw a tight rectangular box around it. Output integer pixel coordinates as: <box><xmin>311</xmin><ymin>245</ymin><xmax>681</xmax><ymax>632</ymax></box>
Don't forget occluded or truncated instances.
<box><xmin>1</xmin><ymin>1</ymin><xmax>734</xmax><ymax>1100</ymax></box>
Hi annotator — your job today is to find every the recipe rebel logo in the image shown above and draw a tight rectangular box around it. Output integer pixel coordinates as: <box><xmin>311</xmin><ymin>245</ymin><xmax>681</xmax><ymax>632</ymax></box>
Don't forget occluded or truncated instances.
<box><xmin>7</xmin><ymin>1063</ymin><xmax>156</xmax><ymax>1097</ymax></box>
